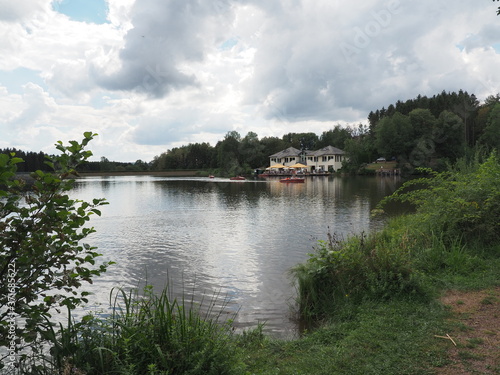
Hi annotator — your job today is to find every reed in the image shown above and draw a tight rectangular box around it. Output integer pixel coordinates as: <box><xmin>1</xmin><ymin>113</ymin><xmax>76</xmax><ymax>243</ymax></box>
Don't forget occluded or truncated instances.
<box><xmin>291</xmin><ymin>230</ymin><xmax>426</xmax><ymax>321</ymax></box>
<box><xmin>34</xmin><ymin>285</ymin><xmax>244</xmax><ymax>375</ymax></box>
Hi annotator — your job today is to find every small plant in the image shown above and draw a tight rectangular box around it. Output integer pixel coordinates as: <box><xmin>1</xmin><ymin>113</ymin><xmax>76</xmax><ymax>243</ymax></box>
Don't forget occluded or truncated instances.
<box><xmin>480</xmin><ymin>296</ymin><xmax>497</xmax><ymax>305</ymax></box>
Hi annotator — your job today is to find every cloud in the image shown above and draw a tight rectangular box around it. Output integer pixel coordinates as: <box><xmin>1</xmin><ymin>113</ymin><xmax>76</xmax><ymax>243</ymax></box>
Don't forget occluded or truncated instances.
<box><xmin>2</xmin><ymin>0</ymin><xmax>500</xmax><ymax>161</ymax></box>
<box><xmin>93</xmin><ymin>0</ymin><xmax>239</xmax><ymax>97</ymax></box>
<box><xmin>240</xmin><ymin>1</ymin><xmax>500</xmax><ymax>122</ymax></box>
<box><xmin>0</xmin><ymin>0</ymin><xmax>47</xmax><ymax>22</ymax></box>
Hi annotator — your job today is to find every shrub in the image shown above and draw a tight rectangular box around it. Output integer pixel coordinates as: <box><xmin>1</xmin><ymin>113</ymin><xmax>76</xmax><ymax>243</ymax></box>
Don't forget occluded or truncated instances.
<box><xmin>383</xmin><ymin>152</ymin><xmax>500</xmax><ymax>245</ymax></box>
<box><xmin>292</xmin><ymin>231</ymin><xmax>423</xmax><ymax>321</ymax></box>
<box><xmin>0</xmin><ymin>133</ymin><xmax>111</xmax><ymax>370</ymax></box>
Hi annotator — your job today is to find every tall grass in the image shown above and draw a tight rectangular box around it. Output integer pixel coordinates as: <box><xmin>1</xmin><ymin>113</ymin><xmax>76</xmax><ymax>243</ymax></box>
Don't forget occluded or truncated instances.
<box><xmin>26</xmin><ymin>285</ymin><xmax>244</xmax><ymax>375</ymax></box>
<box><xmin>291</xmin><ymin>230</ymin><xmax>426</xmax><ymax>321</ymax></box>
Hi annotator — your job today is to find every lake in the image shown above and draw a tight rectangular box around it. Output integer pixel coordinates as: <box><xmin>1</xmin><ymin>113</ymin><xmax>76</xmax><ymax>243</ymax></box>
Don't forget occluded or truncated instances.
<box><xmin>72</xmin><ymin>175</ymin><xmax>402</xmax><ymax>338</ymax></box>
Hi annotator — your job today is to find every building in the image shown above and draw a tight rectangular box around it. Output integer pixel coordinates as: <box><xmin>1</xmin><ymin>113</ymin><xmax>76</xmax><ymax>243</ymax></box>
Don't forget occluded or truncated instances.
<box><xmin>269</xmin><ymin>145</ymin><xmax>347</xmax><ymax>172</ymax></box>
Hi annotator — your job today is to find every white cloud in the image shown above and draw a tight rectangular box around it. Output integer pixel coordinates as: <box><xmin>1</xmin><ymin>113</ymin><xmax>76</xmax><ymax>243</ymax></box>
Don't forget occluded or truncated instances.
<box><xmin>1</xmin><ymin>0</ymin><xmax>500</xmax><ymax>161</ymax></box>
<box><xmin>0</xmin><ymin>0</ymin><xmax>48</xmax><ymax>22</ymax></box>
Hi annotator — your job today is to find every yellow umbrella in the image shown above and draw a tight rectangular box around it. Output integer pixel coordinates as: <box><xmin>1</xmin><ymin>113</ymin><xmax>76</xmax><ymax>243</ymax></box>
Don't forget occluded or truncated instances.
<box><xmin>267</xmin><ymin>163</ymin><xmax>286</xmax><ymax>169</ymax></box>
<box><xmin>289</xmin><ymin>163</ymin><xmax>307</xmax><ymax>168</ymax></box>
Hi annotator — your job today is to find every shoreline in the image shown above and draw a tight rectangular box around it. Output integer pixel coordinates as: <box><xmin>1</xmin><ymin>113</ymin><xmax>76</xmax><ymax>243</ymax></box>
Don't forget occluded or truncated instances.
<box><xmin>77</xmin><ymin>170</ymin><xmax>202</xmax><ymax>177</ymax></box>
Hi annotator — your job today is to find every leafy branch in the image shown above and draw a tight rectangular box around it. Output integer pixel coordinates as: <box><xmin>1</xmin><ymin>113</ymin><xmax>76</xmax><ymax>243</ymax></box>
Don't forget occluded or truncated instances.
<box><xmin>0</xmin><ymin>132</ymin><xmax>112</xmax><ymax>367</ymax></box>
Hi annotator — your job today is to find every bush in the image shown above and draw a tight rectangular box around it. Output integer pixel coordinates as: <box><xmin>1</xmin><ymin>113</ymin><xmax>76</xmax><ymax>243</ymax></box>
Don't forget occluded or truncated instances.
<box><xmin>0</xmin><ymin>133</ymin><xmax>111</xmax><ymax>371</ymax></box>
<box><xmin>292</xmin><ymin>231</ymin><xmax>424</xmax><ymax>321</ymax></box>
<box><xmin>384</xmin><ymin>152</ymin><xmax>500</xmax><ymax>245</ymax></box>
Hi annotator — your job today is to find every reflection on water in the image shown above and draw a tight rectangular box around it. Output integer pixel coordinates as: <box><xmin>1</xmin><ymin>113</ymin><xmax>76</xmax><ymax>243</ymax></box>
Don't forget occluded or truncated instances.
<box><xmin>71</xmin><ymin>175</ymin><xmax>402</xmax><ymax>337</ymax></box>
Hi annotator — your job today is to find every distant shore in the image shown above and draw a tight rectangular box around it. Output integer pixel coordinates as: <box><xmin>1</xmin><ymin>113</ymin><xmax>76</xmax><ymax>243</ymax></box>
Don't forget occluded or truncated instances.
<box><xmin>78</xmin><ymin>170</ymin><xmax>202</xmax><ymax>177</ymax></box>
<box><xmin>13</xmin><ymin>170</ymin><xmax>203</xmax><ymax>184</ymax></box>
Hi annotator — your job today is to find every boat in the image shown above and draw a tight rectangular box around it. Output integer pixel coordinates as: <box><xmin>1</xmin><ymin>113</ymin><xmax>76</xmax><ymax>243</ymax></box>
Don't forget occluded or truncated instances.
<box><xmin>208</xmin><ymin>175</ymin><xmax>215</xmax><ymax>178</ymax></box>
<box><xmin>279</xmin><ymin>177</ymin><xmax>305</xmax><ymax>183</ymax></box>
<box><xmin>230</xmin><ymin>176</ymin><xmax>246</xmax><ymax>180</ymax></box>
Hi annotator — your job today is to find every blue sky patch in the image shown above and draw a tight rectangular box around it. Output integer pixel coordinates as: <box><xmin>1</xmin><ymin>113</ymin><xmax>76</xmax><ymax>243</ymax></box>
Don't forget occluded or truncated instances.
<box><xmin>89</xmin><ymin>93</ymin><xmax>121</xmax><ymax>110</ymax></box>
<box><xmin>219</xmin><ymin>37</ymin><xmax>239</xmax><ymax>51</ymax></box>
<box><xmin>52</xmin><ymin>0</ymin><xmax>109</xmax><ymax>24</ymax></box>
<box><xmin>0</xmin><ymin>68</ymin><xmax>47</xmax><ymax>94</ymax></box>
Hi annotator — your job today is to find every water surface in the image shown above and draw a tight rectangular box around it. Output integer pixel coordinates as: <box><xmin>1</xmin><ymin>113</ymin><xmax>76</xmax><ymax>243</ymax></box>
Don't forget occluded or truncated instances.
<box><xmin>72</xmin><ymin>175</ymin><xmax>402</xmax><ymax>337</ymax></box>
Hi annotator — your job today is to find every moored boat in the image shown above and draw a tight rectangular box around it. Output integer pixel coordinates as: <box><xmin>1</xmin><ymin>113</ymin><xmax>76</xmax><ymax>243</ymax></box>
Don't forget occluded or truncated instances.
<box><xmin>230</xmin><ymin>176</ymin><xmax>246</xmax><ymax>180</ymax></box>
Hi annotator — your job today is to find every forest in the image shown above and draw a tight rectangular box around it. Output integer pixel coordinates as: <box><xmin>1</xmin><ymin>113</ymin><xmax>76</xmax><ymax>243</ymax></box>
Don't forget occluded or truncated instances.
<box><xmin>3</xmin><ymin>90</ymin><xmax>500</xmax><ymax>175</ymax></box>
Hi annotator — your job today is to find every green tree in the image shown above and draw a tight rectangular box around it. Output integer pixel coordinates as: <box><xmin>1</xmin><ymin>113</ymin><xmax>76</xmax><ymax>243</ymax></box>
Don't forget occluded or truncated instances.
<box><xmin>474</xmin><ymin>95</ymin><xmax>500</xmax><ymax>145</ymax></box>
<box><xmin>343</xmin><ymin>133</ymin><xmax>376</xmax><ymax>171</ymax></box>
<box><xmin>282</xmin><ymin>132</ymin><xmax>318</xmax><ymax>151</ymax></box>
<box><xmin>434</xmin><ymin>110</ymin><xmax>465</xmax><ymax>160</ymax></box>
<box><xmin>99</xmin><ymin>156</ymin><xmax>113</xmax><ymax>171</ymax></box>
<box><xmin>409</xmin><ymin>108</ymin><xmax>436</xmax><ymax>141</ymax></box>
<box><xmin>479</xmin><ymin>103</ymin><xmax>500</xmax><ymax>150</ymax></box>
<box><xmin>216</xmin><ymin>131</ymin><xmax>242</xmax><ymax>176</ymax></box>
<box><xmin>317</xmin><ymin>125</ymin><xmax>352</xmax><ymax>149</ymax></box>
<box><xmin>187</xmin><ymin>143</ymin><xmax>214</xmax><ymax>169</ymax></box>
<box><xmin>375</xmin><ymin>112</ymin><xmax>413</xmax><ymax>159</ymax></box>
<box><xmin>0</xmin><ymin>133</ymin><xmax>111</xmax><ymax>368</ymax></box>
<box><xmin>239</xmin><ymin>132</ymin><xmax>265</xmax><ymax>168</ymax></box>
<box><xmin>384</xmin><ymin>152</ymin><xmax>500</xmax><ymax>244</ymax></box>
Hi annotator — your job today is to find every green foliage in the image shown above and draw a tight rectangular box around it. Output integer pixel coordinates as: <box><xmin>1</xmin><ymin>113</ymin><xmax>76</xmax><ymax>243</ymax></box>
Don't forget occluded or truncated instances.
<box><xmin>375</xmin><ymin>112</ymin><xmax>413</xmax><ymax>159</ymax></box>
<box><xmin>282</xmin><ymin>132</ymin><xmax>318</xmax><ymax>151</ymax></box>
<box><xmin>152</xmin><ymin>143</ymin><xmax>215</xmax><ymax>170</ymax></box>
<box><xmin>479</xmin><ymin>103</ymin><xmax>500</xmax><ymax>150</ymax></box>
<box><xmin>0</xmin><ymin>133</ymin><xmax>112</xmax><ymax>368</ymax></box>
<box><xmin>434</xmin><ymin>110</ymin><xmax>465</xmax><ymax>159</ymax></box>
<box><xmin>317</xmin><ymin>125</ymin><xmax>352</xmax><ymax>149</ymax></box>
<box><xmin>342</xmin><ymin>132</ymin><xmax>376</xmax><ymax>172</ymax></box>
<box><xmin>43</xmin><ymin>286</ymin><xmax>244</xmax><ymax>375</ymax></box>
<box><xmin>384</xmin><ymin>152</ymin><xmax>500</xmax><ymax>245</ymax></box>
<box><xmin>291</xmin><ymin>231</ymin><xmax>424</xmax><ymax>320</ymax></box>
<box><xmin>0</xmin><ymin>149</ymin><xmax>50</xmax><ymax>173</ymax></box>
<box><xmin>293</xmin><ymin>152</ymin><xmax>500</xmax><ymax>324</ymax></box>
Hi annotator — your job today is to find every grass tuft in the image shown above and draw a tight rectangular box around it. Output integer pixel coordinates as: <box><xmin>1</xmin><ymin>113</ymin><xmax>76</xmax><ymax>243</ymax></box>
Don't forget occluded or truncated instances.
<box><xmin>45</xmin><ymin>285</ymin><xmax>244</xmax><ymax>375</ymax></box>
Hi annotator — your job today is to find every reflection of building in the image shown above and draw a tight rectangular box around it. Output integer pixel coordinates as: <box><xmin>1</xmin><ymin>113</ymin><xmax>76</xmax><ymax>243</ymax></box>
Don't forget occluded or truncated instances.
<box><xmin>269</xmin><ymin>146</ymin><xmax>347</xmax><ymax>172</ymax></box>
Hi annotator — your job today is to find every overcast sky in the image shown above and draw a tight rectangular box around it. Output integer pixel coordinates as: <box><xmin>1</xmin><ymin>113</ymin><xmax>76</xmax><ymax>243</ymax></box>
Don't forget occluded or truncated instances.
<box><xmin>1</xmin><ymin>0</ymin><xmax>499</xmax><ymax>162</ymax></box>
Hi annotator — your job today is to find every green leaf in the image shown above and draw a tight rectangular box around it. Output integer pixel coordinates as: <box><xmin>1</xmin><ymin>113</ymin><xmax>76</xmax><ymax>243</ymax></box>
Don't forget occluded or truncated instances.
<box><xmin>0</xmin><ymin>153</ymin><xmax>8</xmax><ymax>166</ymax></box>
<box><xmin>0</xmin><ymin>132</ymin><xmax>108</xmax><ymax>355</ymax></box>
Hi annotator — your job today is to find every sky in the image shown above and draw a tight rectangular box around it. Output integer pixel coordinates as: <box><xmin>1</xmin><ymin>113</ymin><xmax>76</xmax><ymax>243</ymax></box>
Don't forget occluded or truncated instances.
<box><xmin>1</xmin><ymin>0</ymin><xmax>500</xmax><ymax>162</ymax></box>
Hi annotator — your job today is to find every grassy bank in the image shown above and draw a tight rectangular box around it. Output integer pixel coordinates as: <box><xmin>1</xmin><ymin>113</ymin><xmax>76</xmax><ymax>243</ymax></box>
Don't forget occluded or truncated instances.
<box><xmin>15</xmin><ymin>153</ymin><xmax>500</xmax><ymax>374</ymax></box>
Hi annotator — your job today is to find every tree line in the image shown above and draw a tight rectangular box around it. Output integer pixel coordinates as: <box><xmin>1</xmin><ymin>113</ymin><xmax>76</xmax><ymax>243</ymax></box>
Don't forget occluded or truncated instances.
<box><xmin>149</xmin><ymin>128</ymin><xmax>353</xmax><ymax>176</ymax></box>
<box><xmin>353</xmin><ymin>90</ymin><xmax>500</xmax><ymax>172</ymax></box>
<box><xmin>3</xmin><ymin>90</ymin><xmax>500</xmax><ymax>175</ymax></box>
<box><xmin>150</xmin><ymin>90</ymin><xmax>500</xmax><ymax>175</ymax></box>
<box><xmin>0</xmin><ymin>149</ymin><xmax>51</xmax><ymax>173</ymax></box>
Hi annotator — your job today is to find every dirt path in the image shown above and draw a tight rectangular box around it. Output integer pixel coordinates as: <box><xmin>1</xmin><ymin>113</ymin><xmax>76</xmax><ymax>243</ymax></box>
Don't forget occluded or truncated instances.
<box><xmin>435</xmin><ymin>287</ymin><xmax>500</xmax><ymax>374</ymax></box>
